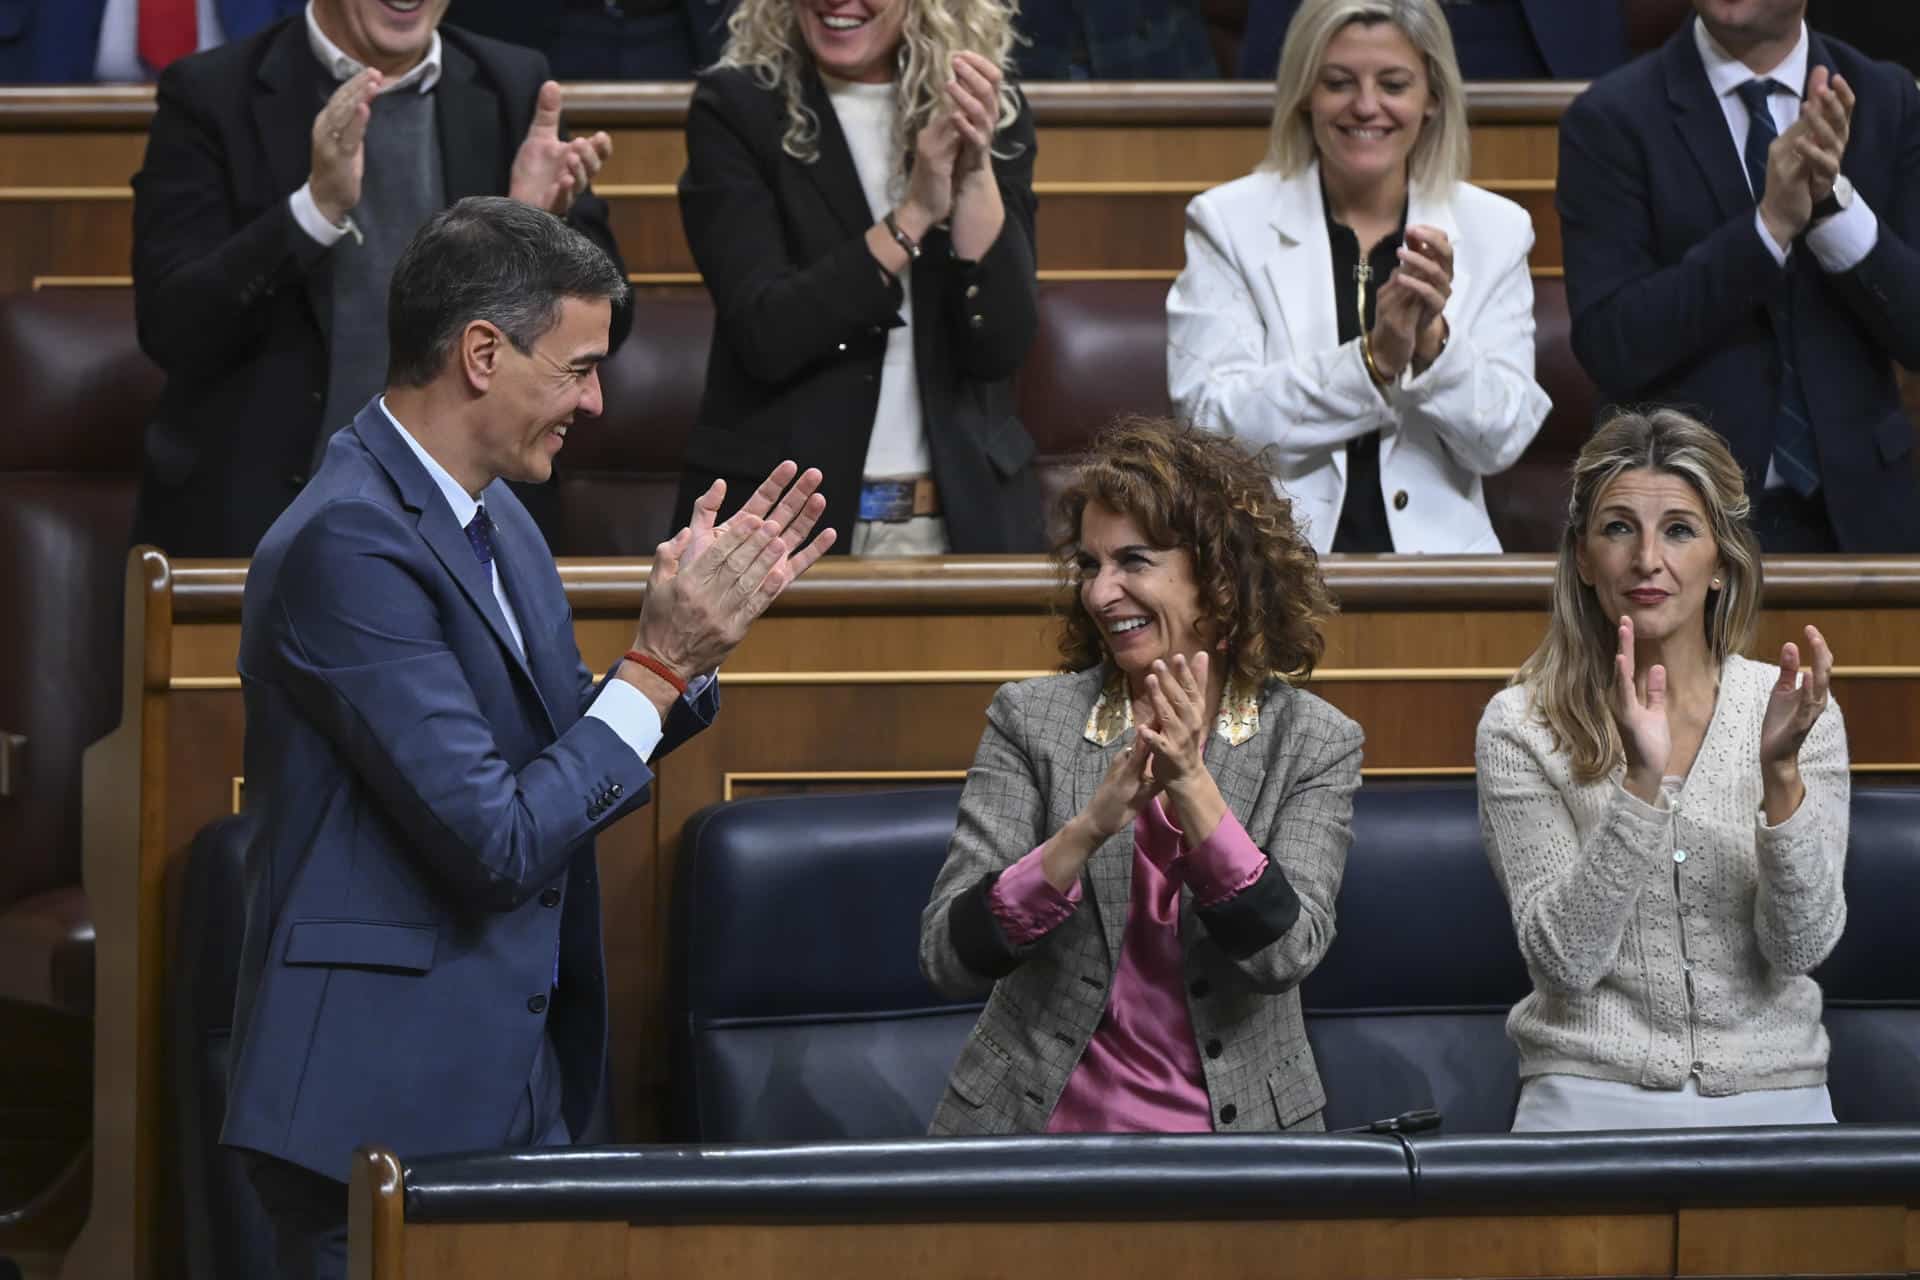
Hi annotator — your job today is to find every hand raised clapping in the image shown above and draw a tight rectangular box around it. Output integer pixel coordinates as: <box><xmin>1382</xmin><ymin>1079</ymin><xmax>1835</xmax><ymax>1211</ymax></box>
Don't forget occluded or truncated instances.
<box><xmin>1136</xmin><ymin>653</ymin><xmax>1212</xmax><ymax>789</ymax></box>
<box><xmin>901</xmin><ymin>53</ymin><xmax>1003</xmax><ymax>233</ymax></box>
<box><xmin>1611</xmin><ymin>615</ymin><xmax>1672</xmax><ymax>801</ymax></box>
<box><xmin>1759</xmin><ymin>624</ymin><xmax>1833</xmax><ymax>773</ymax></box>
<box><xmin>509</xmin><ymin>81</ymin><xmax>614</xmax><ymax>218</ymax></box>
<box><xmin>1369</xmin><ymin>224</ymin><xmax>1453</xmax><ymax>380</ymax></box>
<box><xmin>629</xmin><ymin>463</ymin><xmax>835</xmax><ymax>686</ymax></box>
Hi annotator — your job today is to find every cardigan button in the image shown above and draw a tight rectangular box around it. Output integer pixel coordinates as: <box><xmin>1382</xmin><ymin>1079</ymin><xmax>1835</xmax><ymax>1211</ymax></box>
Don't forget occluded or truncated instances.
<box><xmin>1392</xmin><ymin>490</ymin><xmax>1410</xmax><ymax>511</ymax></box>
<box><xmin>965</xmin><ymin>284</ymin><xmax>980</xmax><ymax>300</ymax></box>
<box><xmin>1218</xmin><ymin>1103</ymin><xmax>1237</xmax><ymax>1125</ymax></box>
<box><xmin>1673</xmin><ymin>848</ymin><xmax>1689</xmax><ymax>863</ymax></box>
<box><xmin>1205</xmin><ymin>1038</ymin><xmax>1223</xmax><ymax>1059</ymax></box>
<box><xmin>968</xmin><ymin>314</ymin><xmax>984</xmax><ymax>330</ymax></box>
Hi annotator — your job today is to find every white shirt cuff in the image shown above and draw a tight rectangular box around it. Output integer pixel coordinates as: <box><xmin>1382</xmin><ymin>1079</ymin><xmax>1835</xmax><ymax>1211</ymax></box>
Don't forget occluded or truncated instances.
<box><xmin>1806</xmin><ymin>194</ymin><xmax>1879</xmax><ymax>275</ymax></box>
<box><xmin>585</xmin><ymin>676</ymin><xmax>665</xmax><ymax>765</ymax></box>
<box><xmin>289</xmin><ymin>183</ymin><xmax>350</xmax><ymax>248</ymax></box>
<box><xmin>1754</xmin><ymin>210</ymin><xmax>1790</xmax><ymax>267</ymax></box>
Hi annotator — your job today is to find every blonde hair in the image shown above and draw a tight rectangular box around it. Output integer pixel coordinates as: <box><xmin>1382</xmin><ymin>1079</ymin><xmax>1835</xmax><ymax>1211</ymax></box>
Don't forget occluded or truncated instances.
<box><xmin>1515</xmin><ymin>409</ymin><xmax>1764</xmax><ymax>782</ymax></box>
<box><xmin>718</xmin><ymin>0</ymin><xmax>1022</xmax><ymax>174</ymax></box>
<box><xmin>1258</xmin><ymin>0</ymin><xmax>1469</xmax><ymax>198</ymax></box>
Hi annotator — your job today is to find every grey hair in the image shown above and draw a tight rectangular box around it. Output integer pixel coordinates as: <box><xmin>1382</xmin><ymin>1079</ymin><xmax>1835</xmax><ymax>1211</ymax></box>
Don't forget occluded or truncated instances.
<box><xmin>386</xmin><ymin>196</ymin><xmax>630</xmax><ymax>387</ymax></box>
<box><xmin>1258</xmin><ymin>0</ymin><xmax>1470</xmax><ymax>198</ymax></box>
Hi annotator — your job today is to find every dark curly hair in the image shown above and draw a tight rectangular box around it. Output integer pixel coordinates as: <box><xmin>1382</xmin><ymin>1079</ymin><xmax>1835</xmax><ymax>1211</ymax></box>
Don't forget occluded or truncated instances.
<box><xmin>1053</xmin><ymin>417</ymin><xmax>1336</xmax><ymax>685</ymax></box>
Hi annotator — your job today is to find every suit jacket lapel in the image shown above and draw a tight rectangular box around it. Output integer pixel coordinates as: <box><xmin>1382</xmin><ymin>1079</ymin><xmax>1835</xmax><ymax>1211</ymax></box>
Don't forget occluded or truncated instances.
<box><xmin>1665</xmin><ymin>21</ymin><xmax>1755</xmax><ymax>223</ymax></box>
<box><xmin>1262</xmin><ymin>164</ymin><xmax>1342</xmax><ymax>453</ymax></box>
<box><xmin>437</xmin><ymin>40</ymin><xmax>503</xmax><ymax>204</ymax></box>
<box><xmin>798</xmin><ymin>69</ymin><xmax>883</xmax><ymax>239</ymax></box>
<box><xmin>353</xmin><ymin>408</ymin><xmax>547</xmax><ymax>706</ymax></box>
<box><xmin>1073</xmin><ymin>736</ymin><xmax>1133</xmax><ymax>969</ymax></box>
<box><xmin>254</xmin><ymin>21</ymin><xmax>337</xmax><ymax>344</ymax></box>
<box><xmin>483</xmin><ymin>486</ymin><xmax>566</xmax><ymax>736</ymax></box>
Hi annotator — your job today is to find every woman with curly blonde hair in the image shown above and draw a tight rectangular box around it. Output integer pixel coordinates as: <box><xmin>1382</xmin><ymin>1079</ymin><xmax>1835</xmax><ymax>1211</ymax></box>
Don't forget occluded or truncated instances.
<box><xmin>920</xmin><ymin>417</ymin><xmax>1364</xmax><ymax>1135</ymax></box>
<box><xmin>674</xmin><ymin>0</ymin><xmax>1042</xmax><ymax>558</ymax></box>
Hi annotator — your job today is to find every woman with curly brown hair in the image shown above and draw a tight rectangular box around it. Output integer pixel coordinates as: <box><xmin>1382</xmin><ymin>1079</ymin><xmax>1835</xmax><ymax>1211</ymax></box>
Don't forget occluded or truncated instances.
<box><xmin>919</xmin><ymin>417</ymin><xmax>1364</xmax><ymax>1135</ymax></box>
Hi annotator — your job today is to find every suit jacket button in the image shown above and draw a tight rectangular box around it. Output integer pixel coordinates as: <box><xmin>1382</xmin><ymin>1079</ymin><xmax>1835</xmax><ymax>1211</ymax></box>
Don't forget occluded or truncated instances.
<box><xmin>1205</xmin><ymin>1038</ymin><xmax>1223</xmax><ymax>1059</ymax></box>
<box><xmin>527</xmin><ymin>994</ymin><xmax>548</xmax><ymax>1013</ymax></box>
<box><xmin>540</xmin><ymin>888</ymin><xmax>561</xmax><ymax>908</ymax></box>
<box><xmin>965</xmin><ymin>284</ymin><xmax>980</xmax><ymax>300</ymax></box>
<box><xmin>1392</xmin><ymin>490</ymin><xmax>1409</xmax><ymax>511</ymax></box>
<box><xmin>1218</xmin><ymin>1103</ymin><xmax>1237</xmax><ymax>1125</ymax></box>
<box><xmin>968</xmin><ymin>314</ymin><xmax>984</xmax><ymax>330</ymax></box>
<box><xmin>609</xmin><ymin>783</ymin><xmax>623</xmax><ymax>798</ymax></box>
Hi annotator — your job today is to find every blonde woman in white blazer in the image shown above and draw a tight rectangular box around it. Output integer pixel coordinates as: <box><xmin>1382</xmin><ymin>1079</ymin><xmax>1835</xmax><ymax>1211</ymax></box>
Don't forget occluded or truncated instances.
<box><xmin>1168</xmin><ymin>0</ymin><xmax>1549</xmax><ymax>555</ymax></box>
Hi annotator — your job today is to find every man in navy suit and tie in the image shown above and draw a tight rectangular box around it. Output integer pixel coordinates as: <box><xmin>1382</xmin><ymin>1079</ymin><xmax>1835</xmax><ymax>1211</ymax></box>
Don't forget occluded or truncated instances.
<box><xmin>221</xmin><ymin>195</ymin><xmax>835</xmax><ymax>1280</ymax></box>
<box><xmin>1558</xmin><ymin>0</ymin><xmax>1920</xmax><ymax>552</ymax></box>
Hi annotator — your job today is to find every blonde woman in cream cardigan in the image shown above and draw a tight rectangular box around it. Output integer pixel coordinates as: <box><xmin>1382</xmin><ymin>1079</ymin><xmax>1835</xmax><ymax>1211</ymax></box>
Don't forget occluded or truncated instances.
<box><xmin>1476</xmin><ymin>409</ymin><xmax>1848</xmax><ymax>1132</ymax></box>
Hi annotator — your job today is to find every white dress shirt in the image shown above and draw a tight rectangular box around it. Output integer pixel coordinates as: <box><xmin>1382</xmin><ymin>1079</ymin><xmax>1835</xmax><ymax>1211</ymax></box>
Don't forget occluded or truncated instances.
<box><xmin>288</xmin><ymin>2</ymin><xmax>447</xmax><ymax>247</ymax></box>
<box><xmin>1692</xmin><ymin>18</ymin><xmax>1879</xmax><ymax>273</ymax></box>
<box><xmin>379</xmin><ymin>398</ymin><xmax>675</xmax><ymax>768</ymax></box>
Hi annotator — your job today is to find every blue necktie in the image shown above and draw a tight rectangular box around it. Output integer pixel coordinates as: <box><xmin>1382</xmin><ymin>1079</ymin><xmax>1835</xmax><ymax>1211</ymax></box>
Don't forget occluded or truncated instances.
<box><xmin>1736</xmin><ymin>77</ymin><xmax>1821</xmax><ymax>497</ymax></box>
<box><xmin>464</xmin><ymin>505</ymin><xmax>496</xmax><ymax>567</ymax></box>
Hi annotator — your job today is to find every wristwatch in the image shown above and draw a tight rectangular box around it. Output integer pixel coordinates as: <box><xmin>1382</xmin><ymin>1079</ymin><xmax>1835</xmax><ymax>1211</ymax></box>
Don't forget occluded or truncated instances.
<box><xmin>1811</xmin><ymin>174</ymin><xmax>1855</xmax><ymax>224</ymax></box>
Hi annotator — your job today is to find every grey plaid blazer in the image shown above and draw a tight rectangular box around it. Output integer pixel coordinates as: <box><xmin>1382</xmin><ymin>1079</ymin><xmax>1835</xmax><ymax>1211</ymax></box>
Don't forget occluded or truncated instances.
<box><xmin>919</xmin><ymin>665</ymin><xmax>1363</xmax><ymax>1135</ymax></box>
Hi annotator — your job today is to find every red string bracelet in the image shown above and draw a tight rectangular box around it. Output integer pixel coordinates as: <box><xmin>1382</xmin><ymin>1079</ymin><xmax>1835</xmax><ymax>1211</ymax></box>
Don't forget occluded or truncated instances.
<box><xmin>623</xmin><ymin>650</ymin><xmax>687</xmax><ymax>696</ymax></box>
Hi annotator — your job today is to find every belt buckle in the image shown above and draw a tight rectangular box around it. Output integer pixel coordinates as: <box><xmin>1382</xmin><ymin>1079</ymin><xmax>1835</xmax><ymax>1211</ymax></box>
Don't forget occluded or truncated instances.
<box><xmin>859</xmin><ymin>479</ymin><xmax>917</xmax><ymax>523</ymax></box>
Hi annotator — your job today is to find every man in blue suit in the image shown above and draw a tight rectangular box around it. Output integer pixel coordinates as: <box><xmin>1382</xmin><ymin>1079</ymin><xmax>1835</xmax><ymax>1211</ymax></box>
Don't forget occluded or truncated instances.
<box><xmin>1239</xmin><ymin>0</ymin><xmax>1630</xmax><ymax>81</ymax></box>
<box><xmin>222</xmin><ymin>195</ymin><xmax>835</xmax><ymax>1280</ymax></box>
<box><xmin>1558</xmin><ymin>0</ymin><xmax>1920</xmax><ymax>551</ymax></box>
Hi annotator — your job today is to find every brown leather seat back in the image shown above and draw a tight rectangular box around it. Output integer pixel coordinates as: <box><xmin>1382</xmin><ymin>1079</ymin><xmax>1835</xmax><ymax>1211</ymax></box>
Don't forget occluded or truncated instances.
<box><xmin>1484</xmin><ymin>276</ymin><xmax>1594</xmax><ymax>552</ymax></box>
<box><xmin>1016</xmin><ymin>279</ymin><xmax>1176</xmax><ymax>541</ymax></box>
<box><xmin>551</xmin><ymin>287</ymin><xmax>712</xmax><ymax>557</ymax></box>
<box><xmin>0</xmin><ymin>289</ymin><xmax>156</xmax><ymax>915</ymax></box>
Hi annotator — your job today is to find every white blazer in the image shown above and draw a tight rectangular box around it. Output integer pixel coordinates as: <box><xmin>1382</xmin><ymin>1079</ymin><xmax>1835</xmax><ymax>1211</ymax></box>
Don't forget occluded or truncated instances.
<box><xmin>1167</xmin><ymin>163</ymin><xmax>1551</xmax><ymax>554</ymax></box>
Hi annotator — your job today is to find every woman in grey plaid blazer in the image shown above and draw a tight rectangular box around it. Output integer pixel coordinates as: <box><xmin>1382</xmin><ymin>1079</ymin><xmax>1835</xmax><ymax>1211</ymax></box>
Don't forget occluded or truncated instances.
<box><xmin>919</xmin><ymin>418</ymin><xmax>1364</xmax><ymax>1135</ymax></box>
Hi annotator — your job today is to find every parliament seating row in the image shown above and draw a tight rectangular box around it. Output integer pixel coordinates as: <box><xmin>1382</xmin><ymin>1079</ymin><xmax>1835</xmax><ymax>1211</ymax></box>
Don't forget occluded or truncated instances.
<box><xmin>0</xmin><ymin>274</ymin><xmax>1594</xmax><ymax>1041</ymax></box>
<box><xmin>164</xmin><ymin>780</ymin><xmax>1920</xmax><ymax>1278</ymax></box>
<box><xmin>669</xmin><ymin>781</ymin><xmax>1920</xmax><ymax>1143</ymax></box>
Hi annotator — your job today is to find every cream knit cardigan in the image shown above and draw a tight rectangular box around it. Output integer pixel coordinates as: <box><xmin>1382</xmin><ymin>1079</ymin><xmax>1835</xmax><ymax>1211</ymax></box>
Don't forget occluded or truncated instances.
<box><xmin>1475</xmin><ymin>655</ymin><xmax>1849</xmax><ymax>1095</ymax></box>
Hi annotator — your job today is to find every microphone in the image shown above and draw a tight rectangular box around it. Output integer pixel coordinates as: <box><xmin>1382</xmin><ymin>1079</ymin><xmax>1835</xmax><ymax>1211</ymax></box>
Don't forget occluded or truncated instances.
<box><xmin>1334</xmin><ymin>1107</ymin><xmax>1442</xmax><ymax>1136</ymax></box>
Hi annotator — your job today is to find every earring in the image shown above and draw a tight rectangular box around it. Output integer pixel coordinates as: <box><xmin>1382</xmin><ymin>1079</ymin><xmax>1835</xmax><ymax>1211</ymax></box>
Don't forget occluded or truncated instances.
<box><xmin>1711</xmin><ymin>578</ymin><xmax>1723</xmax><ymax>590</ymax></box>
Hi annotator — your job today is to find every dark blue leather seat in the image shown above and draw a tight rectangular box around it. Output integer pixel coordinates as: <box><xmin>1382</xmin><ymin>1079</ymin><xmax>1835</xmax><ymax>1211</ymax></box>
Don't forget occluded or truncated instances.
<box><xmin>1814</xmin><ymin>786</ymin><xmax>1920</xmax><ymax>1122</ymax></box>
<box><xmin>1302</xmin><ymin>781</ymin><xmax>1530</xmax><ymax>1133</ymax></box>
<box><xmin>669</xmin><ymin>787</ymin><xmax>981</xmax><ymax>1142</ymax></box>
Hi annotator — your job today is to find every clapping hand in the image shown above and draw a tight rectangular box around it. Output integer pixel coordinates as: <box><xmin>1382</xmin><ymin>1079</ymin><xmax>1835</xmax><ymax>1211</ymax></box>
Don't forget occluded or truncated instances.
<box><xmin>629</xmin><ymin>463</ymin><xmax>835</xmax><ymax>691</ymax></box>
<box><xmin>1370</xmin><ymin>226</ymin><xmax>1454</xmax><ymax>380</ymax></box>
<box><xmin>1082</xmin><ymin>730</ymin><xmax>1162</xmax><ymax>840</ymax></box>
<box><xmin>1611</xmin><ymin>616</ymin><xmax>1671</xmax><ymax>802</ymax></box>
<box><xmin>1136</xmin><ymin>654</ymin><xmax>1211</xmax><ymax>788</ymax></box>
<box><xmin>309</xmin><ymin>68</ymin><xmax>382</xmax><ymax>226</ymax></box>
<box><xmin>510</xmin><ymin>81</ymin><xmax>614</xmax><ymax>218</ymax></box>
<box><xmin>1759</xmin><ymin>625</ymin><xmax>1833</xmax><ymax>773</ymax></box>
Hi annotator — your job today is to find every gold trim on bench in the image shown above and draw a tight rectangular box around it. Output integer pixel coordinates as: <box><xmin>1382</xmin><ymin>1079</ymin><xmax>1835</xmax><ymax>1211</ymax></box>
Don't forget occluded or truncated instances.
<box><xmin>33</xmin><ymin>274</ymin><xmax>133</xmax><ymax>289</ymax></box>
<box><xmin>723</xmin><ymin>769</ymin><xmax>969</xmax><ymax>802</ymax></box>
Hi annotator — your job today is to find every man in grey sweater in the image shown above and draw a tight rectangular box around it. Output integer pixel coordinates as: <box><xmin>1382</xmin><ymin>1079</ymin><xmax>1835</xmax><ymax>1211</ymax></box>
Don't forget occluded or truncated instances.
<box><xmin>130</xmin><ymin>0</ymin><xmax>629</xmax><ymax>558</ymax></box>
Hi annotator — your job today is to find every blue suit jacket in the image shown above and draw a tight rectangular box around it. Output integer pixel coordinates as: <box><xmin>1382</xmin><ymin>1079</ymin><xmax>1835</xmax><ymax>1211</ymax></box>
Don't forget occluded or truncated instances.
<box><xmin>222</xmin><ymin>400</ymin><xmax>716</xmax><ymax>1180</ymax></box>
<box><xmin>0</xmin><ymin>0</ymin><xmax>300</xmax><ymax>82</ymax></box>
<box><xmin>1558</xmin><ymin>23</ymin><xmax>1920</xmax><ymax>551</ymax></box>
<box><xmin>1237</xmin><ymin>0</ymin><xmax>1628</xmax><ymax>81</ymax></box>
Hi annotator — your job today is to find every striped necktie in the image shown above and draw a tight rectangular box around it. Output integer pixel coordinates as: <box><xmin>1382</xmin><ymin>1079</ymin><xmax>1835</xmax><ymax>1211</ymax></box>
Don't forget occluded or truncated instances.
<box><xmin>1736</xmin><ymin>77</ymin><xmax>1821</xmax><ymax>497</ymax></box>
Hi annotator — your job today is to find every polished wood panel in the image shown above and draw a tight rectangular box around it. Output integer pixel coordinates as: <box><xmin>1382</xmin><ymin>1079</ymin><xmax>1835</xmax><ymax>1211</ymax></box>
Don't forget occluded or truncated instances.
<box><xmin>0</xmin><ymin>82</ymin><xmax>1573</xmax><ymax>292</ymax></box>
<box><xmin>1675</xmin><ymin>1204</ymin><xmax>1909</xmax><ymax>1277</ymax></box>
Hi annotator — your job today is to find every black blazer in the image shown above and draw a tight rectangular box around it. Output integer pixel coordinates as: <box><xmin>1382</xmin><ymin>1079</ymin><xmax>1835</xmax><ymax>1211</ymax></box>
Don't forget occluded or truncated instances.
<box><xmin>1558</xmin><ymin>23</ymin><xmax>1920</xmax><ymax>552</ymax></box>
<box><xmin>128</xmin><ymin>18</ymin><xmax>630</xmax><ymax>558</ymax></box>
<box><xmin>674</xmin><ymin>65</ymin><xmax>1044</xmax><ymax>554</ymax></box>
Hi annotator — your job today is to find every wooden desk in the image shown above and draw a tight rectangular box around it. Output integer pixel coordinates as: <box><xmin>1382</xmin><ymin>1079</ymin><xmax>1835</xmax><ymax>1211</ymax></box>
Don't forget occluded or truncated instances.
<box><xmin>67</xmin><ymin>551</ymin><xmax>1920</xmax><ymax>1279</ymax></box>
